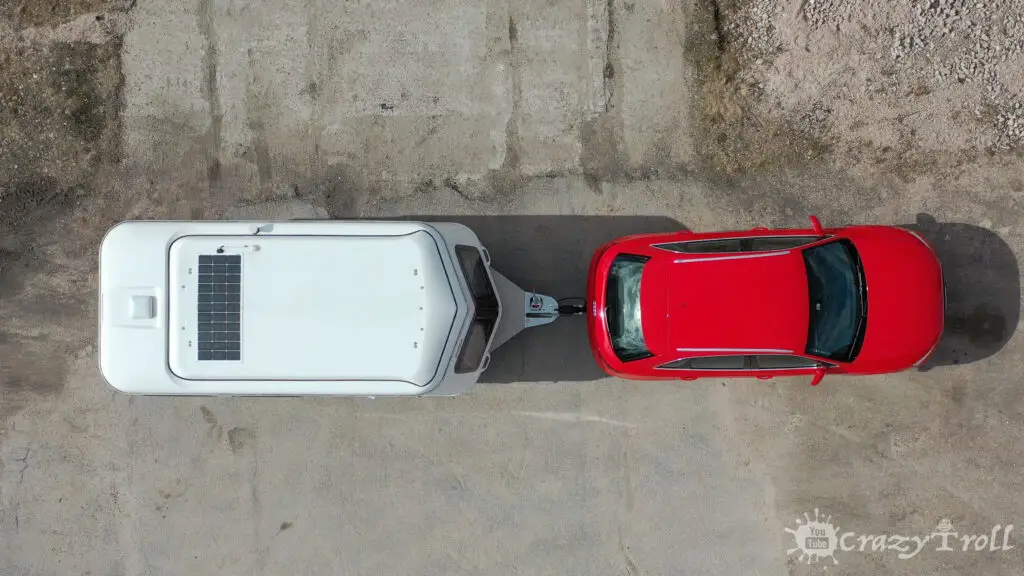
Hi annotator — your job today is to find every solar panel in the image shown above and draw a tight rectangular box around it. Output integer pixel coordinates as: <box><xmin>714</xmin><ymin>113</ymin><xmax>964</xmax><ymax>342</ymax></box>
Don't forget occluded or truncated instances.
<box><xmin>196</xmin><ymin>254</ymin><xmax>241</xmax><ymax>361</ymax></box>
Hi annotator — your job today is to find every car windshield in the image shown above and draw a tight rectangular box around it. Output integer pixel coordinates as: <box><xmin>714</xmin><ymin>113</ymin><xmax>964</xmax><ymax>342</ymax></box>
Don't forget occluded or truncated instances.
<box><xmin>605</xmin><ymin>254</ymin><xmax>652</xmax><ymax>361</ymax></box>
<box><xmin>802</xmin><ymin>239</ymin><xmax>867</xmax><ymax>362</ymax></box>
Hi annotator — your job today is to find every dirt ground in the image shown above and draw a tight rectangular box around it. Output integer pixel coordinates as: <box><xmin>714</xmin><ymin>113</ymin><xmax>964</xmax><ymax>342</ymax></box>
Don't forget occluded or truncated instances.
<box><xmin>1</xmin><ymin>0</ymin><xmax>1022</xmax><ymax>574</ymax></box>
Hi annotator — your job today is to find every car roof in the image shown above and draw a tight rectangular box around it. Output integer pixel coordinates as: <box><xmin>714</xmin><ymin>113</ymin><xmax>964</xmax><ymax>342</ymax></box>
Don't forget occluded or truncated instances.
<box><xmin>638</xmin><ymin>240</ymin><xmax>813</xmax><ymax>358</ymax></box>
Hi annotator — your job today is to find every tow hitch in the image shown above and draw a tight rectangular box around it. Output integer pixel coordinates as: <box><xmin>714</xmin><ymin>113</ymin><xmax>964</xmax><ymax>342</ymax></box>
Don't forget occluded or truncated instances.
<box><xmin>523</xmin><ymin>294</ymin><xmax>586</xmax><ymax>327</ymax></box>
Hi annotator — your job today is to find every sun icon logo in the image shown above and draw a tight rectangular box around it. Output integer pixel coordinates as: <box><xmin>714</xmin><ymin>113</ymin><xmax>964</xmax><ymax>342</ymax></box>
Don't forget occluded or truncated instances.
<box><xmin>785</xmin><ymin>508</ymin><xmax>840</xmax><ymax>567</ymax></box>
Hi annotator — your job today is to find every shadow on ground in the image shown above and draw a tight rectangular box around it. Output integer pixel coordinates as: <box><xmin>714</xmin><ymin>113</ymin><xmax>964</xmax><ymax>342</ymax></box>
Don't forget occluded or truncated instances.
<box><xmin>410</xmin><ymin>215</ymin><xmax>687</xmax><ymax>383</ymax></box>
<box><xmin>903</xmin><ymin>213</ymin><xmax>1020</xmax><ymax>370</ymax></box>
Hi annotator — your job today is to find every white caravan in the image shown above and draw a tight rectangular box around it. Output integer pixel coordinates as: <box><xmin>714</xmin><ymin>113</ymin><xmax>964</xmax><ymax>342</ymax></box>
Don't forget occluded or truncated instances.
<box><xmin>98</xmin><ymin>220</ymin><xmax>579</xmax><ymax>396</ymax></box>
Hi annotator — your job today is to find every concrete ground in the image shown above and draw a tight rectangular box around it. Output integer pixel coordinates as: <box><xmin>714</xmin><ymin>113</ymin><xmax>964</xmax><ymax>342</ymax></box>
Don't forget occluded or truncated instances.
<box><xmin>1</xmin><ymin>0</ymin><xmax>1023</xmax><ymax>574</ymax></box>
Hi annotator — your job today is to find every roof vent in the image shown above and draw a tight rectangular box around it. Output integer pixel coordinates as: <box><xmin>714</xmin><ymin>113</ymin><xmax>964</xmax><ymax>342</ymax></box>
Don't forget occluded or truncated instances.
<box><xmin>130</xmin><ymin>295</ymin><xmax>156</xmax><ymax>319</ymax></box>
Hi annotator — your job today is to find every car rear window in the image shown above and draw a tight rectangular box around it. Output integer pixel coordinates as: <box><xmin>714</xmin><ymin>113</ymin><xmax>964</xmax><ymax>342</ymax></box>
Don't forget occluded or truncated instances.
<box><xmin>605</xmin><ymin>254</ymin><xmax>652</xmax><ymax>362</ymax></box>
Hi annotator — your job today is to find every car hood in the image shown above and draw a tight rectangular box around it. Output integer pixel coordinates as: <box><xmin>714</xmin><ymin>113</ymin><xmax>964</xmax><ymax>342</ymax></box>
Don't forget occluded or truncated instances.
<box><xmin>848</xmin><ymin>227</ymin><xmax>944</xmax><ymax>371</ymax></box>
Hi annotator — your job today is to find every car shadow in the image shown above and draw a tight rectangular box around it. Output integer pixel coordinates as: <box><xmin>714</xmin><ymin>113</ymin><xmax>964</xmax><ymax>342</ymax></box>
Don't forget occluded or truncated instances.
<box><xmin>408</xmin><ymin>215</ymin><xmax>687</xmax><ymax>383</ymax></box>
<box><xmin>901</xmin><ymin>213</ymin><xmax>1020</xmax><ymax>370</ymax></box>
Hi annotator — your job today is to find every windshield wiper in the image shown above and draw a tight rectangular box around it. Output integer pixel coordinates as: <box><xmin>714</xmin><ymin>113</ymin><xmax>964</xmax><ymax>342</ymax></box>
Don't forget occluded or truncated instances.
<box><xmin>846</xmin><ymin>244</ymin><xmax>869</xmax><ymax>360</ymax></box>
<box><xmin>855</xmin><ymin>258</ymin><xmax>868</xmax><ymax>318</ymax></box>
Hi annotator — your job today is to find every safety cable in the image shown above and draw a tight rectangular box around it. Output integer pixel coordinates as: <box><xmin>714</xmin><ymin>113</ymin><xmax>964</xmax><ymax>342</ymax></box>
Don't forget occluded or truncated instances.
<box><xmin>557</xmin><ymin>296</ymin><xmax>587</xmax><ymax>316</ymax></box>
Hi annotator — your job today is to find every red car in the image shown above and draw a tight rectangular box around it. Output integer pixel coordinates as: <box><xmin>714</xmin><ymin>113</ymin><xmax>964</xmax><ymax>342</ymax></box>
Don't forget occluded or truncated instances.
<box><xmin>586</xmin><ymin>216</ymin><xmax>944</xmax><ymax>385</ymax></box>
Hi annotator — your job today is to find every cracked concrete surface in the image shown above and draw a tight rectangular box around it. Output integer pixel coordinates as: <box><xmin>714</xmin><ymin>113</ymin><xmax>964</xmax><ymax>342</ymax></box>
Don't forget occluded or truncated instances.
<box><xmin>2</xmin><ymin>0</ymin><xmax>1024</xmax><ymax>574</ymax></box>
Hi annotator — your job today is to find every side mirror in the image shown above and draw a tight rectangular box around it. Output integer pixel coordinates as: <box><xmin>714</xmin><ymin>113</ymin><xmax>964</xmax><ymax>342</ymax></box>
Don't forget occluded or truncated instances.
<box><xmin>809</xmin><ymin>215</ymin><xmax>824</xmax><ymax>235</ymax></box>
<box><xmin>810</xmin><ymin>366</ymin><xmax>826</xmax><ymax>386</ymax></box>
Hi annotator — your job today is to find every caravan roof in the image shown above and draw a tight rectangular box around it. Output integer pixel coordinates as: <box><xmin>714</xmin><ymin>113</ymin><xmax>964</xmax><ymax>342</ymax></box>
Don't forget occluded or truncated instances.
<box><xmin>99</xmin><ymin>220</ymin><xmax>468</xmax><ymax>395</ymax></box>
